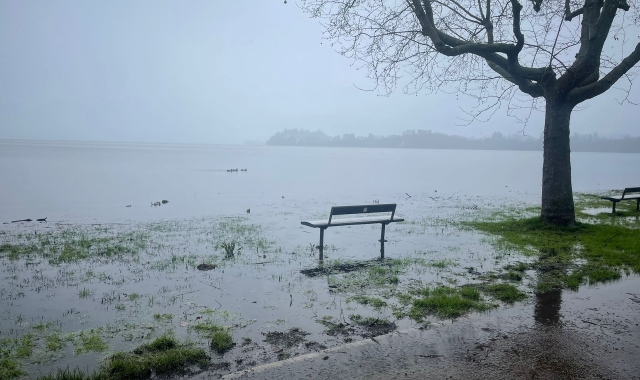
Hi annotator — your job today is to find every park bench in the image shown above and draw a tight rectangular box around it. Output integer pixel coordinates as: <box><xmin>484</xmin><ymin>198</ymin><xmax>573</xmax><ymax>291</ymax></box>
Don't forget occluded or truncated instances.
<box><xmin>600</xmin><ymin>187</ymin><xmax>640</xmax><ymax>213</ymax></box>
<box><xmin>301</xmin><ymin>203</ymin><xmax>404</xmax><ymax>260</ymax></box>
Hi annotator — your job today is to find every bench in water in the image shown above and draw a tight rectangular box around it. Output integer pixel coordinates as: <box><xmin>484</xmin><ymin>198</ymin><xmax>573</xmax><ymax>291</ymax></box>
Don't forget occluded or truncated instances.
<box><xmin>301</xmin><ymin>203</ymin><xmax>404</xmax><ymax>260</ymax></box>
<box><xmin>600</xmin><ymin>187</ymin><xmax>640</xmax><ymax>213</ymax></box>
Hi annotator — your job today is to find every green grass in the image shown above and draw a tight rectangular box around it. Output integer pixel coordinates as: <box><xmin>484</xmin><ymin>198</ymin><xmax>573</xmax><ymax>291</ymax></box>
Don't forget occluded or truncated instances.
<box><xmin>45</xmin><ymin>333</ymin><xmax>65</xmax><ymax>351</ymax></box>
<box><xmin>326</xmin><ymin>260</ymin><xmax>408</xmax><ymax>291</ymax></box>
<box><xmin>73</xmin><ymin>329</ymin><xmax>108</xmax><ymax>354</ymax></box>
<box><xmin>467</xmin><ymin>216</ymin><xmax>640</xmax><ymax>292</ymax></box>
<box><xmin>210</xmin><ymin>331</ymin><xmax>234</xmax><ymax>354</ymax></box>
<box><xmin>504</xmin><ymin>262</ymin><xmax>529</xmax><ymax>272</ymax></box>
<box><xmin>428</xmin><ymin>259</ymin><xmax>457</xmax><ymax>268</ymax></box>
<box><xmin>408</xmin><ymin>286</ymin><xmax>494</xmax><ymax>320</ymax></box>
<box><xmin>16</xmin><ymin>333</ymin><xmax>36</xmax><ymax>358</ymax></box>
<box><xmin>191</xmin><ymin>320</ymin><xmax>225</xmax><ymax>337</ymax></box>
<box><xmin>106</xmin><ymin>335</ymin><xmax>208</xmax><ymax>378</ymax></box>
<box><xmin>0</xmin><ymin>243</ymin><xmax>38</xmax><ymax>260</ymax></box>
<box><xmin>506</xmin><ymin>271</ymin><xmax>523</xmax><ymax>281</ymax></box>
<box><xmin>133</xmin><ymin>335</ymin><xmax>177</xmax><ymax>354</ymax></box>
<box><xmin>0</xmin><ymin>357</ymin><xmax>26</xmax><ymax>380</ymax></box>
<box><xmin>459</xmin><ymin>286</ymin><xmax>481</xmax><ymax>300</ymax></box>
<box><xmin>33</xmin><ymin>335</ymin><xmax>208</xmax><ymax>380</ymax></box>
<box><xmin>78</xmin><ymin>288</ymin><xmax>92</xmax><ymax>299</ymax></box>
<box><xmin>483</xmin><ymin>284</ymin><xmax>527</xmax><ymax>303</ymax></box>
<box><xmin>0</xmin><ymin>227</ymin><xmax>148</xmax><ymax>264</ymax></box>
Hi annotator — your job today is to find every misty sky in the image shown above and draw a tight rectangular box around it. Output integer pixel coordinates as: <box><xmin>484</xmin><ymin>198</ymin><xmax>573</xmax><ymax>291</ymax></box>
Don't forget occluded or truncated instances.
<box><xmin>1</xmin><ymin>1</ymin><xmax>638</xmax><ymax>145</ymax></box>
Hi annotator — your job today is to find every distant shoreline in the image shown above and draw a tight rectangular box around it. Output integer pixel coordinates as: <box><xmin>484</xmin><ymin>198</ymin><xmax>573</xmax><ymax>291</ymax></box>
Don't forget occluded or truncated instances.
<box><xmin>266</xmin><ymin>129</ymin><xmax>640</xmax><ymax>154</ymax></box>
<box><xmin>2</xmin><ymin>137</ymin><xmax>639</xmax><ymax>154</ymax></box>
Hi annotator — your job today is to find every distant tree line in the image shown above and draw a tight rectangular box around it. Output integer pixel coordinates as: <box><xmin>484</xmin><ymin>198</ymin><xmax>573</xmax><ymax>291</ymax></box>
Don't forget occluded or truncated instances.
<box><xmin>266</xmin><ymin>129</ymin><xmax>640</xmax><ymax>153</ymax></box>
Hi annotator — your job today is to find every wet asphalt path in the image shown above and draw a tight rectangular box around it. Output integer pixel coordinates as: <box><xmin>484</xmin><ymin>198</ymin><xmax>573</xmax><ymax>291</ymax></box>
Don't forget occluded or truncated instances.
<box><xmin>188</xmin><ymin>276</ymin><xmax>640</xmax><ymax>380</ymax></box>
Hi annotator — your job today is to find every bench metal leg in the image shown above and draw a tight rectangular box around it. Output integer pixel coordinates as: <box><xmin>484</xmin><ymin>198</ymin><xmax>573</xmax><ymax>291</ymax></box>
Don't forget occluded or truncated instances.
<box><xmin>317</xmin><ymin>228</ymin><xmax>325</xmax><ymax>261</ymax></box>
<box><xmin>379</xmin><ymin>223</ymin><xmax>387</xmax><ymax>260</ymax></box>
<box><xmin>637</xmin><ymin>199</ymin><xmax>639</xmax><ymax>211</ymax></box>
<box><xmin>612</xmin><ymin>201</ymin><xmax>617</xmax><ymax>213</ymax></box>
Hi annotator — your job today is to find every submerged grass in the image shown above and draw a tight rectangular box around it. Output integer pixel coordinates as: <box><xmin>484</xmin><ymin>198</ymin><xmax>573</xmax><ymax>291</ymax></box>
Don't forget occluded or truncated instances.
<box><xmin>0</xmin><ymin>227</ymin><xmax>148</xmax><ymax>264</ymax></box>
<box><xmin>210</xmin><ymin>331</ymin><xmax>234</xmax><ymax>354</ymax></box>
<box><xmin>0</xmin><ymin>357</ymin><xmax>26</xmax><ymax>380</ymax></box>
<box><xmin>324</xmin><ymin>258</ymin><xmax>418</xmax><ymax>292</ymax></box>
<box><xmin>0</xmin><ymin>243</ymin><xmax>39</xmax><ymax>260</ymax></box>
<box><xmin>33</xmin><ymin>335</ymin><xmax>208</xmax><ymax>380</ymax></box>
<box><xmin>190</xmin><ymin>321</ymin><xmax>234</xmax><ymax>354</ymax></box>
<box><xmin>73</xmin><ymin>329</ymin><xmax>108</xmax><ymax>354</ymax></box>
<box><xmin>348</xmin><ymin>295</ymin><xmax>388</xmax><ymax>309</ymax></box>
<box><xmin>191</xmin><ymin>320</ymin><xmax>225</xmax><ymax>337</ymax></box>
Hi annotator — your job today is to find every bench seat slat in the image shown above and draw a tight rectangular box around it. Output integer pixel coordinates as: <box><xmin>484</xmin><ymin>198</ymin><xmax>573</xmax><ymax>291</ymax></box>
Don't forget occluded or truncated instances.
<box><xmin>301</xmin><ymin>216</ymin><xmax>404</xmax><ymax>228</ymax></box>
<box><xmin>601</xmin><ymin>195</ymin><xmax>640</xmax><ymax>201</ymax></box>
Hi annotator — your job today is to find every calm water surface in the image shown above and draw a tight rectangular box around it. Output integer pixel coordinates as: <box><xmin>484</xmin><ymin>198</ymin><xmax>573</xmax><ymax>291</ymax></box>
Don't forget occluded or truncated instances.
<box><xmin>1</xmin><ymin>140</ymin><xmax>636</xmax><ymax>222</ymax></box>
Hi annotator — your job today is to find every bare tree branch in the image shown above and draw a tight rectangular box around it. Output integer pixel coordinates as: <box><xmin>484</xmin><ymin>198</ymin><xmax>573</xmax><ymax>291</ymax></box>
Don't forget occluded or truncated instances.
<box><xmin>569</xmin><ymin>42</ymin><xmax>640</xmax><ymax>103</ymax></box>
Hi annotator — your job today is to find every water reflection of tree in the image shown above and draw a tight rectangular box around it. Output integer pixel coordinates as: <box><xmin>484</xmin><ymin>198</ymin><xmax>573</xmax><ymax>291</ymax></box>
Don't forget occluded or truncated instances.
<box><xmin>534</xmin><ymin>289</ymin><xmax>562</xmax><ymax>325</ymax></box>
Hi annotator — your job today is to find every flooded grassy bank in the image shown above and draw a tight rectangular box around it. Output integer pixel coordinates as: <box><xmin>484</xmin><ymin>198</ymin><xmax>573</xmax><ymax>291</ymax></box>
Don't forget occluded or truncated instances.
<box><xmin>1</xmin><ymin>192</ymin><xmax>639</xmax><ymax>379</ymax></box>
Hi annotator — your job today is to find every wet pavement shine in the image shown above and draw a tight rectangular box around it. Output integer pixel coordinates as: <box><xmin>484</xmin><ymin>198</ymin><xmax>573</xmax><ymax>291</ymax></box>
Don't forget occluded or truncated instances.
<box><xmin>190</xmin><ymin>275</ymin><xmax>640</xmax><ymax>380</ymax></box>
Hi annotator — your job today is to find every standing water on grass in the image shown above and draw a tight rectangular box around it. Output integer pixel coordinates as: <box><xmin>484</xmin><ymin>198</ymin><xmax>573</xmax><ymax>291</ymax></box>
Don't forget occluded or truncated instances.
<box><xmin>1</xmin><ymin>140</ymin><xmax>639</xmax><ymax>378</ymax></box>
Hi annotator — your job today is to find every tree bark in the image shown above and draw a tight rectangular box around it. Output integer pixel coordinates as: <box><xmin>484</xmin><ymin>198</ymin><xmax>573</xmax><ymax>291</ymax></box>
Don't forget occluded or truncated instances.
<box><xmin>541</xmin><ymin>100</ymin><xmax>576</xmax><ymax>226</ymax></box>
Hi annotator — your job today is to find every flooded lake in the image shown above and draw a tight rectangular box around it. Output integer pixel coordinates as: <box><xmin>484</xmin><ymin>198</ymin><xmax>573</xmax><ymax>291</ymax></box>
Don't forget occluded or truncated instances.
<box><xmin>1</xmin><ymin>140</ymin><xmax>639</xmax><ymax>378</ymax></box>
<box><xmin>2</xmin><ymin>140</ymin><xmax>638</xmax><ymax>222</ymax></box>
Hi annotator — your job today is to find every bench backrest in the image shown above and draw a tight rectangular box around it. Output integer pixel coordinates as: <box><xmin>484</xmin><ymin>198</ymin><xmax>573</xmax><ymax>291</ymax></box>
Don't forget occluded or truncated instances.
<box><xmin>623</xmin><ymin>187</ymin><xmax>640</xmax><ymax>198</ymax></box>
<box><xmin>328</xmin><ymin>204</ymin><xmax>396</xmax><ymax>224</ymax></box>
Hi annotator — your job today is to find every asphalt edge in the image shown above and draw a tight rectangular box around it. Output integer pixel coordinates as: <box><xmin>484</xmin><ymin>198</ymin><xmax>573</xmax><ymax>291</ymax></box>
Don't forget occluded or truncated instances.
<box><xmin>221</xmin><ymin>326</ymin><xmax>431</xmax><ymax>379</ymax></box>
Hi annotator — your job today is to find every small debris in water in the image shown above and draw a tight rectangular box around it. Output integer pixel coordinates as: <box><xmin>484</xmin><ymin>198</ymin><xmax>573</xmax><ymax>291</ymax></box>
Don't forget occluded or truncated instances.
<box><xmin>263</xmin><ymin>328</ymin><xmax>310</xmax><ymax>348</ymax></box>
<box><xmin>197</xmin><ymin>263</ymin><xmax>217</xmax><ymax>271</ymax></box>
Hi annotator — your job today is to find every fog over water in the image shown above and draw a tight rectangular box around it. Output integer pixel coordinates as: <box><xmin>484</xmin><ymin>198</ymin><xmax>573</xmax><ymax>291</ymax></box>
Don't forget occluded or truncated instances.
<box><xmin>1</xmin><ymin>141</ymin><xmax>638</xmax><ymax>223</ymax></box>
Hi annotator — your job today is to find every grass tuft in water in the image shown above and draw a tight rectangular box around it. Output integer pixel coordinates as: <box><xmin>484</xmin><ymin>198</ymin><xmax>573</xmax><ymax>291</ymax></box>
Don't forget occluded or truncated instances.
<box><xmin>348</xmin><ymin>295</ymin><xmax>388</xmax><ymax>309</ymax></box>
<box><xmin>210</xmin><ymin>331</ymin><xmax>234</xmax><ymax>354</ymax></box>
<box><xmin>0</xmin><ymin>243</ymin><xmax>38</xmax><ymax>260</ymax></box>
<box><xmin>73</xmin><ymin>329</ymin><xmax>108</xmax><ymax>354</ymax></box>
<box><xmin>35</xmin><ymin>335</ymin><xmax>208</xmax><ymax>380</ymax></box>
<box><xmin>483</xmin><ymin>284</ymin><xmax>527</xmax><ymax>303</ymax></box>
<box><xmin>0</xmin><ymin>357</ymin><xmax>26</xmax><ymax>380</ymax></box>
<box><xmin>45</xmin><ymin>333</ymin><xmax>65</xmax><ymax>352</ymax></box>
<box><xmin>191</xmin><ymin>321</ymin><xmax>225</xmax><ymax>337</ymax></box>
<box><xmin>507</xmin><ymin>271</ymin><xmax>523</xmax><ymax>282</ymax></box>
<box><xmin>408</xmin><ymin>286</ymin><xmax>494</xmax><ymax>320</ymax></box>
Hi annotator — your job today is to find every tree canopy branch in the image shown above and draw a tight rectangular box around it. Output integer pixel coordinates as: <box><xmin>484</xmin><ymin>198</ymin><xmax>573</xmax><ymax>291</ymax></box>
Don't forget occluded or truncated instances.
<box><xmin>568</xmin><ymin>42</ymin><xmax>640</xmax><ymax>103</ymax></box>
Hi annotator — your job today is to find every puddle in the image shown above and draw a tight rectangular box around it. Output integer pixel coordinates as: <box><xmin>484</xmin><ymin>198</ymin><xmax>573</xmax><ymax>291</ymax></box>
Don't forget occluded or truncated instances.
<box><xmin>582</xmin><ymin>207</ymin><xmax>614</xmax><ymax>215</ymax></box>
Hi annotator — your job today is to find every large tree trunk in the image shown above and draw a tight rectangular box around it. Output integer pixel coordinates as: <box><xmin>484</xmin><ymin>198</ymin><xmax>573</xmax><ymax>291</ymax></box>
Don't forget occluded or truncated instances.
<box><xmin>541</xmin><ymin>100</ymin><xmax>576</xmax><ymax>226</ymax></box>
